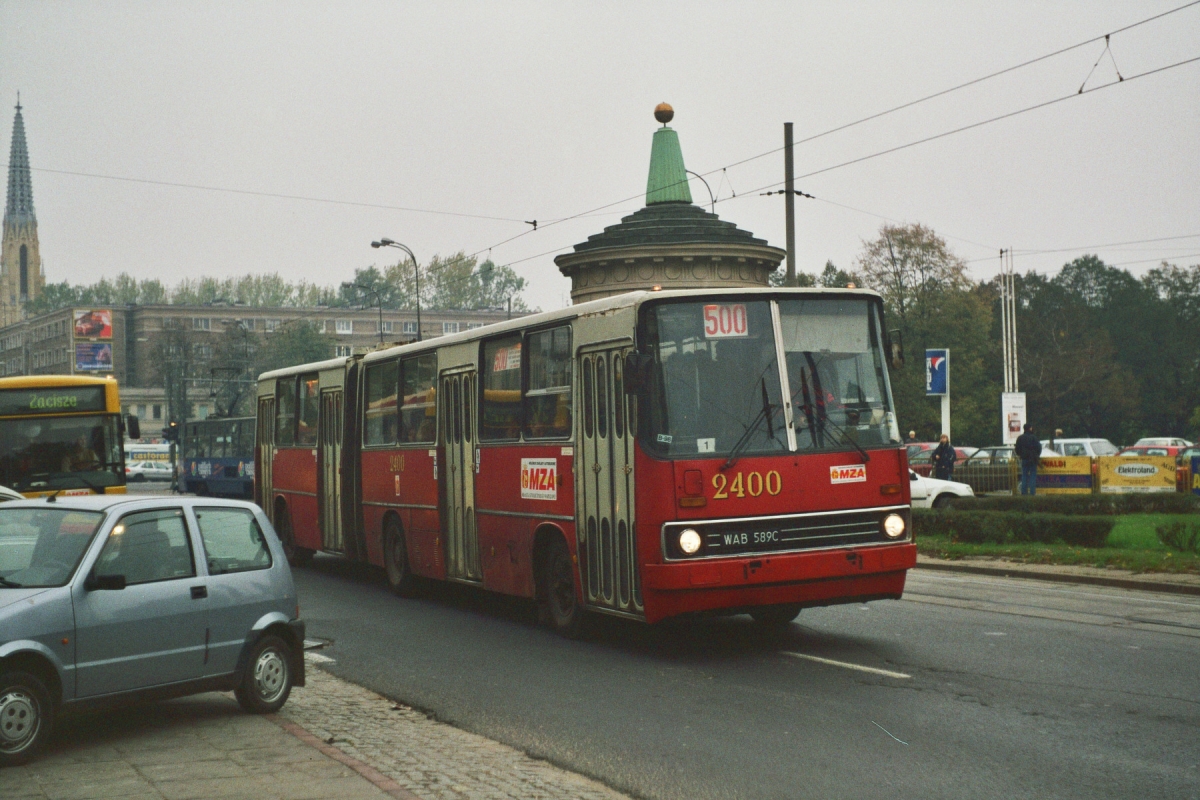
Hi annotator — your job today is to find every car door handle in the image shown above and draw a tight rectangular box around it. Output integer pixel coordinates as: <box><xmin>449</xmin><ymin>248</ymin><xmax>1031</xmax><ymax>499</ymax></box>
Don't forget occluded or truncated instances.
<box><xmin>191</xmin><ymin>585</ymin><xmax>207</xmax><ymax>599</ymax></box>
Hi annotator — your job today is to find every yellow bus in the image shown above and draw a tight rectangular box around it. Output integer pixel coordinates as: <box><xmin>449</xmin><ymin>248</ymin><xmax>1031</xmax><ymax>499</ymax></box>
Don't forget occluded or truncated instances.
<box><xmin>0</xmin><ymin>375</ymin><xmax>140</xmax><ymax>497</ymax></box>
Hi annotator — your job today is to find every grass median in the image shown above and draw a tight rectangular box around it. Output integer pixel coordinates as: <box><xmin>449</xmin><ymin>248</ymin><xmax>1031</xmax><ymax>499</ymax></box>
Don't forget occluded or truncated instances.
<box><xmin>916</xmin><ymin>511</ymin><xmax>1200</xmax><ymax>574</ymax></box>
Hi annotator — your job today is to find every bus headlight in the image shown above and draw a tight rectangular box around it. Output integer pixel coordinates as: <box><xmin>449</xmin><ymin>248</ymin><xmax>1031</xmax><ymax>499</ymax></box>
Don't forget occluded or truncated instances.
<box><xmin>882</xmin><ymin>514</ymin><xmax>906</xmax><ymax>539</ymax></box>
<box><xmin>678</xmin><ymin>528</ymin><xmax>702</xmax><ymax>555</ymax></box>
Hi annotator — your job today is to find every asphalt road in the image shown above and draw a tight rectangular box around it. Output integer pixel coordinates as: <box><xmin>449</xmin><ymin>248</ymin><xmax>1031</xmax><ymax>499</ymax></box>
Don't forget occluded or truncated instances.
<box><xmin>294</xmin><ymin>560</ymin><xmax>1200</xmax><ymax>800</ymax></box>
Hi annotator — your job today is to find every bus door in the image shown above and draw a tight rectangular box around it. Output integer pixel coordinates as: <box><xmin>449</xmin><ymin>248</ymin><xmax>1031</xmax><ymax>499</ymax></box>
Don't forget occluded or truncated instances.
<box><xmin>440</xmin><ymin>369</ymin><xmax>481</xmax><ymax>581</ymax></box>
<box><xmin>256</xmin><ymin>397</ymin><xmax>274</xmax><ymax>519</ymax></box>
<box><xmin>318</xmin><ymin>390</ymin><xmax>344</xmax><ymax>552</ymax></box>
<box><xmin>579</xmin><ymin>346</ymin><xmax>642</xmax><ymax>615</ymax></box>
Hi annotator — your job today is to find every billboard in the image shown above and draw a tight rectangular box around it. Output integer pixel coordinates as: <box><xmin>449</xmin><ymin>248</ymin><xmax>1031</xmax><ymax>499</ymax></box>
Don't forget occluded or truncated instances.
<box><xmin>1001</xmin><ymin>392</ymin><xmax>1027</xmax><ymax>446</ymax></box>
<box><xmin>73</xmin><ymin>309</ymin><xmax>112</xmax><ymax>339</ymax></box>
<box><xmin>925</xmin><ymin>349</ymin><xmax>948</xmax><ymax>395</ymax></box>
<box><xmin>1036</xmin><ymin>456</ymin><xmax>1094</xmax><ymax>495</ymax></box>
<box><xmin>1097</xmin><ymin>456</ymin><xmax>1177</xmax><ymax>494</ymax></box>
<box><xmin>1193</xmin><ymin>456</ymin><xmax>1200</xmax><ymax>497</ymax></box>
<box><xmin>75</xmin><ymin>342</ymin><xmax>113</xmax><ymax>371</ymax></box>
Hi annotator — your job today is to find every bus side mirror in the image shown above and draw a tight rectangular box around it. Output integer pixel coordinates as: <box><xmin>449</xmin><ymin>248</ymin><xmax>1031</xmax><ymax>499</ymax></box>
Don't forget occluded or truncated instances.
<box><xmin>887</xmin><ymin>329</ymin><xmax>905</xmax><ymax>369</ymax></box>
<box><xmin>126</xmin><ymin>415</ymin><xmax>141</xmax><ymax>440</ymax></box>
<box><xmin>624</xmin><ymin>353</ymin><xmax>653</xmax><ymax>395</ymax></box>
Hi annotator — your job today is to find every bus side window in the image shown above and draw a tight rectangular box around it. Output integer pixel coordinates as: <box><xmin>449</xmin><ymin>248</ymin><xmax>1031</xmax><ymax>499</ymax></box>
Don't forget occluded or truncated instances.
<box><xmin>296</xmin><ymin>375</ymin><xmax>319</xmax><ymax>446</ymax></box>
<box><xmin>364</xmin><ymin>361</ymin><xmax>399</xmax><ymax>446</ymax></box>
<box><xmin>480</xmin><ymin>335</ymin><xmax>522</xmax><ymax>441</ymax></box>
<box><xmin>276</xmin><ymin>378</ymin><xmax>297</xmax><ymax>446</ymax></box>
<box><xmin>400</xmin><ymin>355</ymin><xmax>437</xmax><ymax>444</ymax></box>
<box><xmin>524</xmin><ymin>326</ymin><xmax>572</xmax><ymax>439</ymax></box>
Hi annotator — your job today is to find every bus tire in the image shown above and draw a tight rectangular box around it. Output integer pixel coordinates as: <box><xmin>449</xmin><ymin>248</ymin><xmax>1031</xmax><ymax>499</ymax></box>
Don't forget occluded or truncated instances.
<box><xmin>539</xmin><ymin>536</ymin><xmax>585</xmax><ymax>638</ymax></box>
<box><xmin>0</xmin><ymin>670</ymin><xmax>53</xmax><ymax>767</ymax></box>
<box><xmin>276</xmin><ymin>503</ymin><xmax>314</xmax><ymax>568</ymax></box>
<box><xmin>749</xmin><ymin>604</ymin><xmax>802</xmax><ymax>626</ymax></box>
<box><xmin>383</xmin><ymin>519</ymin><xmax>418</xmax><ymax>598</ymax></box>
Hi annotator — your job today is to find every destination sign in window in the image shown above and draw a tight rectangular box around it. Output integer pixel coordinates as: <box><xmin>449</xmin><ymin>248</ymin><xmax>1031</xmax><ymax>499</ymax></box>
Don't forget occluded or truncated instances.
<box><xmin>0</xmin><ymin>386</ymin><xmax>108</xmax><ymax>417</ymax></box>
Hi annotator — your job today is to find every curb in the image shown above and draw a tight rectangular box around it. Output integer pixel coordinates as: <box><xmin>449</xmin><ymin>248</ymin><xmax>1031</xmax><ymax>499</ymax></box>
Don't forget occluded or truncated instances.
<box><xmin>913</xmin><ymin>560</ymin><xmax>1200</xmax><ymax>597</ymax></box>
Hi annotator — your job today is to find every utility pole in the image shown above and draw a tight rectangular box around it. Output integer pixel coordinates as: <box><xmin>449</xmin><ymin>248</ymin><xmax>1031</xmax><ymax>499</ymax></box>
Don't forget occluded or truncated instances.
<box><xmin>784</xmin><ymin>122</ymin><xmax>796</xmax><ymax>287</ymax></box>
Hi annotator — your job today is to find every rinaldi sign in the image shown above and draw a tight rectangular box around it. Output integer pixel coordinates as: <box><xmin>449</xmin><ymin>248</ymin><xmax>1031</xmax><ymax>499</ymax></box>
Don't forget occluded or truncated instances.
<box><xmin>830</xmin><ymin>465</ymin><xmax>867</xmax><ymax>484</ymax></box>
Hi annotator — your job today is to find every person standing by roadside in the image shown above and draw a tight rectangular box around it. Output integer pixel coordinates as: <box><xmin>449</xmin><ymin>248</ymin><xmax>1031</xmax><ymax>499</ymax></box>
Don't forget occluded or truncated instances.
<box><xmin>905</xmin><ymin>430</ymin><xmax>918</xmax><ymax>444</ymax></box>
<box><xmin>932</xmin><ymin>433</ymin><xmax>956</xmax><ymax>480</ymax></box>
<box><xmin>1015</xmin><ymin>423</ymin><xmax>1041</xmax><ymax>495</ymax></box>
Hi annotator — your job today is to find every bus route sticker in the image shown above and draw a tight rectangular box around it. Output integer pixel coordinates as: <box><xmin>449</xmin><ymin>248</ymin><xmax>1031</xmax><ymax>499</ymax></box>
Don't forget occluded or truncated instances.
<box><xmin>521</xmin><ymin>458</ymin><xmax>557</xmax><ymax>500</ymax></box>
<box><xmin>702</xmin><ymin>303</ymin><xmax>748</xmax><ymax>339</ymax></box>
<box><xmin>830</xmin><ymin>464</ymin><xmax>867</xmax><ymax>484</ymax></box>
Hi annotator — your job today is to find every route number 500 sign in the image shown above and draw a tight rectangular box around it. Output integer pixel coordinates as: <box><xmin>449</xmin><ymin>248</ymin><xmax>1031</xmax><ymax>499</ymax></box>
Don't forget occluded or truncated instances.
<box><xmin>703</xmin><ymin>304</ymin><xmax>748</xmax><ymax>338</ymax></box>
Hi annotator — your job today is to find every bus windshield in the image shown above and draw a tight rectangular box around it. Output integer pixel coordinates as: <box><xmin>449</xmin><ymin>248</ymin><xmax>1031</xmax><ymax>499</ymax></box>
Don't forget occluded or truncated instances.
<box><xmin>640</xmin><ymin>297</ymin><xmax>899</xmax><ymax>459</ymax></box>
<box><xmin>0</xmin><ymin>414</ymin><xmax>123</xmax><ymax>492</ymax></box>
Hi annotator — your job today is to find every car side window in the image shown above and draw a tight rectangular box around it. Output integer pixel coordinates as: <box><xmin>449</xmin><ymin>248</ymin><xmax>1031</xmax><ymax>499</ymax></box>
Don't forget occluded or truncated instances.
<box><xmin>94</xmin><ymin>509</ymin><xmax>196</xmax><ymax>585</ymax></box>
<box><xmin>195</xmin><ymin>508</ymin><xmax>272</xmax><ymax>574</ymax></box>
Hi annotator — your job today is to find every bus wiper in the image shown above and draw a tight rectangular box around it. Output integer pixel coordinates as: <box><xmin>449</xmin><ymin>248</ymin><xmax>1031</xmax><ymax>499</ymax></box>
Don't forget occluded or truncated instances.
<box><xmin>721</xmin><ymin>378</ymin><xmax>778</xmax><ymax>472</ymax></box>
<box><xmin>0</xmin><ymin>576</ymin><xmax>23</xmax><ymax>588</ymax></box>
<box><xmin>813</xmin><ymin>412</ymin><xmax>871</xmax><ymax>464</ymax></box>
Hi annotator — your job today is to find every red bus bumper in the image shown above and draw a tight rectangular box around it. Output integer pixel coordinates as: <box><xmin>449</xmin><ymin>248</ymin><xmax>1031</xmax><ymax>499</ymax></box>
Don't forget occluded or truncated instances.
<box><xmin>639</xmin><ymin>542</ymin><xmax>916</xmax><ymax>623</ymax></box>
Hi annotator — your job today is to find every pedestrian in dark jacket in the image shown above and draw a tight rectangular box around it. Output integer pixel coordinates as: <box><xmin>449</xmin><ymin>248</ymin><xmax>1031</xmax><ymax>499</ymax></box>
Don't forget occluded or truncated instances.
<box><xmin>932</xmin><ymin>434</ymin><xmax>956</xmax><ymax>480</ymax></box>
<box><xmin>1014</xmin><ymin>423</ymin><xmax>1041</xmax><ymax>495</ymax></box>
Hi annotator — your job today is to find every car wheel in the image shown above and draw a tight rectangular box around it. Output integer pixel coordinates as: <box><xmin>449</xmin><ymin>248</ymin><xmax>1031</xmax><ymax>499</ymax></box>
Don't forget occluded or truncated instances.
<box><xmin>749</xmin><ymin>604</ymin><xmax>802</xmax><ymax>626</ymax></box>
<box><xmin>235</xmin><ymin>634</ymin><xmax>293</xmax><ymax>714</ymax></box>
<box><xmin>0</xmin><ymin>671</ymin><xmax>53</xmax><ymax>767</ymax></box>
<box><xmin>539</xmin><ymin>537</ymin><xmax>585</xmax><ymax>638</ymax></box>
<box><xmin>932</xmin><ymin>494</ymin><xmax>955</xmax><ymax>509</ymax></box>
<box><xmin>383</xmin><ymin>519</ymin><xmax>418</xmax><ymax>597</ymax></box>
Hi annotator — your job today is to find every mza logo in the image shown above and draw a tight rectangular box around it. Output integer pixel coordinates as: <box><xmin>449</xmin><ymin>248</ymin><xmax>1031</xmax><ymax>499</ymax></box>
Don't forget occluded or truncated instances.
<box><xmin>520</xmin><ymin>458</ymin><xmax>557</xmax><ymax>500</ymax></box>
<box><xmin>830</xmin><ymin>465</ymin><xmax>867</xmax><ymax>484</ymax></box>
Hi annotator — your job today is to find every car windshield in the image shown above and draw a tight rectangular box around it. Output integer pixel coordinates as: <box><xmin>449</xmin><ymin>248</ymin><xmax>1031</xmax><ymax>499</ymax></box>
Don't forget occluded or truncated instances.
<box><xmin>0</xmin><ymin>508</ymin><xmax>105</xmax><ymax>587</ymax></box>
<box><xmin>0</xmin><ymin>415</ymin><xmax>123</xmax><ymax>492</ymax></box>
<box><xmin>639</xmin><ymin>296</ymin><xmax>898</xmax><ymax>458</ymax></box>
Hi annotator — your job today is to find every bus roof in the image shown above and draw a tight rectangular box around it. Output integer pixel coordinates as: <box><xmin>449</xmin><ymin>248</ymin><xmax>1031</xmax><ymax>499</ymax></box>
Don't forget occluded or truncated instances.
<box><xmin>258</xmin><ymin>286</ymin><xmax>883</xmax><ymax>381</ymax></box>
<box><xmin>0</xmin><ymin>375</ymin><xmax>117</xmax><ymax>389</ymax></box>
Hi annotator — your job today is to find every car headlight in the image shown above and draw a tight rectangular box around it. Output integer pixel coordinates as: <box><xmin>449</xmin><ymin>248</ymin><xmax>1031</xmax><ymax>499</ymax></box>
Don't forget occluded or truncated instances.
<box><xmin>882</xmin><ymin>514</ymin><xmax>906</xmax><ymax>539</ymax></box>
<box><xmin>678</xmin><ymin>528</ymin><xmax>702</xmax><ymax>555</ymax></box>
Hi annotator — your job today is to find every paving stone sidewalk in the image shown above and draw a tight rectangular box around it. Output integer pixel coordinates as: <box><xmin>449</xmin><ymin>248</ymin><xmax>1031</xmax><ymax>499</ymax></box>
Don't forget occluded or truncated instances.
<box><xmin>1</xmin><ymin>655</ymin><xmax>631</xmax><ymax>800</ymax></box>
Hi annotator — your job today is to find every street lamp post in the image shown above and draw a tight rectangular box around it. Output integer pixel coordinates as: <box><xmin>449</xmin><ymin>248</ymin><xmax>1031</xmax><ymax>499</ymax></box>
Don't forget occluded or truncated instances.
<box><xmin>371</xmin><ymin>238</ymin><xmax>421</xmax><ymax>342</ymax></box>
<box><xmin>342</xmin><ymin>282</ymin><xmax>385</xmax><ymax>345</ymax></box>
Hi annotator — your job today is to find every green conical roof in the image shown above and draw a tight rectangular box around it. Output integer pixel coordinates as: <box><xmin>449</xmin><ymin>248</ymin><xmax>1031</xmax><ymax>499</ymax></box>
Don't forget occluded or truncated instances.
<box><xmin>645</xmin><ymin>126</ymin><xmax>692</xmax><ymax>205</ymax></box>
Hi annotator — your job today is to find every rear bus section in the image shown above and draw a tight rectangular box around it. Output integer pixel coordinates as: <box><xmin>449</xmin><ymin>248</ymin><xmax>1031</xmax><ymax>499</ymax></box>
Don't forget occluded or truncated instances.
<box><xmin>255</xmin><ymin>288</ymin><xmax>915</xmax><ymax>627</ymax></box>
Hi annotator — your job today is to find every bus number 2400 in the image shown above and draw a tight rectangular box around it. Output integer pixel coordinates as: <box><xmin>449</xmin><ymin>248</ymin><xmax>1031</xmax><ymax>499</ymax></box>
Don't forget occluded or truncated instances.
<box><xmin>711</xmin><ymin>470</ymin><xmax>782</xmax><ymax>499</ymax></box>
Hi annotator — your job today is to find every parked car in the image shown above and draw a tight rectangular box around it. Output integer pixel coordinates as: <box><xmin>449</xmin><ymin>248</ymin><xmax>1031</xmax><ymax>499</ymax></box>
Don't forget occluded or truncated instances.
<box><xmin>1133</xmin><ymin>437</ymin><xmax>1193</xmax><ymax>447</ymax></box>
<box><xmin>0</xmin><ymin>485</ymin><xmax>24</xmax><ymax>502</ymax></box>
<box><xmin>1118</xmin><ymin>445</ymin><xmax>1181</xmax><ymax>458</ymax></box>
<box><xmin>125</xmin><ymin>460</ymin><xmax>174</xmax><ymax>482</ymax></box>
<box><xmin>1042</xmin><ymin>438</ymin><xmax>1119</xmax><ymax>457</ymax></box>
<box><xmin>908</xmin><ymin>447</ymin><xmax>977</xmax><ymax>477</ymax></box>
<box><xmin>0</xmin><ymin>496</ymin><xmax>305</xmax><ymax>765</ymax></box>
<box><xmin>909</xmin><ymin>469</ymin><xmax>974</xmax><ymax>509</ymax></box>
<box><xmin>954</xmin><ymin>445</ymin><xmax>1059</xmax><ymax>495</ymax></box>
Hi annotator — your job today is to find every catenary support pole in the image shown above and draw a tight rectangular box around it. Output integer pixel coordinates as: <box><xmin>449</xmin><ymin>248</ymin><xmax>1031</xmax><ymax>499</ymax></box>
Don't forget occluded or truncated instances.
<box><xmin>784</xmin><ymin>122</ymin><xmax>796</xmax><ymax>287</ymax></box>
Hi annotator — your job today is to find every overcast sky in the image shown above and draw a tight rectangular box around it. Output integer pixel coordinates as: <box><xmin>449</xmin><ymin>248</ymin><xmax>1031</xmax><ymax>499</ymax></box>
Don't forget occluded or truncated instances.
<box><xmin>2</xmin><ymin>1</ymin><xmax>1198</xmax><ymax>311</ymax></box>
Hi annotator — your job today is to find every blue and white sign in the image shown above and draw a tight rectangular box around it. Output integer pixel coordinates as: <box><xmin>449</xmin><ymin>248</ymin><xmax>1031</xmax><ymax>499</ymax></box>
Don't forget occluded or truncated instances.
<box><xmin>925</xmin><ymin>349</ymin><xmax>949</xmax><ymax>396</ymax></box>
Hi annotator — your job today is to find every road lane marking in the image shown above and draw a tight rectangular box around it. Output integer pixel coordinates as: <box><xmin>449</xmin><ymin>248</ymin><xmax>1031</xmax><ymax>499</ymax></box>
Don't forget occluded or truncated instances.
<box><xmin>872</xmin><ymin>721</ymin><xmax>909</xmax><ymax>745</ymax></box>
<box><xmin>782</xmin><ymin>651</ymin><xmax>910</xmax><ymax>679</ymax></box>
<box><xmin>306</xmin><ymin>652</ymin><xmax>336</xmax><ymax>664</ymax></box>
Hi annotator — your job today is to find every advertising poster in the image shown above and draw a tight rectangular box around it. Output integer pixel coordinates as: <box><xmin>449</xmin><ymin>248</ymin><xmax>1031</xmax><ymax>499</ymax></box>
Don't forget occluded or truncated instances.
<box><xmin>1097</xmin><ymin>456</ymin><xmax>1177</xmax><ymax>494</ymax></box>
<box><xmin>925</xmin><ymin>349</ymin><xmax>948</xmax><ymax>395</ymax></box>
<box><xmin>73</xmin><ymin>309</ymin><xmax>113</xmax><ymax>339</ymax></box>
<box><xmin>75</xmin><ymin>342</ymin><xmax>113</xmax><ymax>371</ymax></box>
<box><xmin>1035</xmin><ymin>455</ymin><xmax>1093</xmax><ymax>494</ymax></box>
<box><xmin>1193</xmin><ymin>456</ymin><xmax>1200</xmax><ymax>497</ymax></box>
<box><xmin>1001</xmin><ymin>392</ymin><xmax>1027</xmax><ymax>446</ymax></box>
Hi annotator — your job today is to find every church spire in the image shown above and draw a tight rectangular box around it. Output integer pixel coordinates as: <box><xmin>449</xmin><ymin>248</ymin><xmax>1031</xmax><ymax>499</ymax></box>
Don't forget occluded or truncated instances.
<box><xmin>5</xmin><ymin>99</ymin><xmax>36</xmax><ymax>227</ymax></box>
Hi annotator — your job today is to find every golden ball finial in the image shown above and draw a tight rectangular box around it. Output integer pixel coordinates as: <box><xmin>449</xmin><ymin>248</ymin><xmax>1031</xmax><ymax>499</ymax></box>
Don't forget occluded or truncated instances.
<box><xmin>654</xmin><ymin>102</ymin><xmax>674</xmax><ymax>124</ymax></box>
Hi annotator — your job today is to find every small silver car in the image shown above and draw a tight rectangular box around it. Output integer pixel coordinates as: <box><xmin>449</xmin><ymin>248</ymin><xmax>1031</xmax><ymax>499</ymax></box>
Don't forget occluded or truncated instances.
<box><xmin>0</xmin><ymin>496</ymin><xmax>305</xmax><ymax>766</ymax></box>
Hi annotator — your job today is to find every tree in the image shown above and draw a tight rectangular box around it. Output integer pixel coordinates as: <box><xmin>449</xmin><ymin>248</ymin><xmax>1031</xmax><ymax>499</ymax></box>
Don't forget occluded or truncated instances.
<box><xmin>252</xmin><ymin>321</ymin><xmax>333</xmax><ymax>377</ymax></box>
<box><xmin>855</xmin><ymin>223</ymin><xmax>971</xmax><ymax>329</ymax></box>
<box><xmin>209</xmin><ymin>323</ymin><xmax>258</xmax><ymax>417</ymax></box>
<box><xmin>372</xmin><ymin>252</ymin><xmax>531</xmax><ymax>312</ymax></box>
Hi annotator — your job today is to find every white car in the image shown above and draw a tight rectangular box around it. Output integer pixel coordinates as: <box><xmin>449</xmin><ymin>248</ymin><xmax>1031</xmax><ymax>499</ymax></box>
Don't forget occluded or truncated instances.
<box><xmin>0</xmin><ymin>484</ymin><xmax>24</xmax><ymax>502</ymax></box>
<box><xmin>909</xmin><ymin>469</ymin><xmax>974</xmax><ymax>509</ymax></box>
<box><xmin>125</xmin><ymin>460</ymin><xmax>174</xmax><ymax>481</ymax></box>
<box><xmin>1041</xmin><ymin>438</ymin><xmax>1119</xmax><ymax>457</ymax></box>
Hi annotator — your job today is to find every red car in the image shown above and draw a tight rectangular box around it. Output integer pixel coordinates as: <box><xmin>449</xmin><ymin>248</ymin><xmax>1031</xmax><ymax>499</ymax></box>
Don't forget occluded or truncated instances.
<box><xmin>908</xmin><ymin>446</ymin><xmax>976</xmax><ymax>477</ymax></box>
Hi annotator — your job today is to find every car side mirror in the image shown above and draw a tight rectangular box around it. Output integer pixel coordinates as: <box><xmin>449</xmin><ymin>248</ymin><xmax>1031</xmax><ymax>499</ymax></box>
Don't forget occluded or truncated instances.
<box><xmin>623</xmin><ymin>352</ymin><xmax>654</xmax><ymax>395</ymax></box>
<box><xmin>126</xmin><ymin>415</ymin><xmax>141</xmax><ymax>440</ymax></box>
<box><xmin>887</xmin><ymin>329</ymin><xmax>905</xmax><ymax>369</ymax></box>
<box><xmin>85</xmin><ymin>572</ymin><xmax>127</xmax><ymax>591</ymax></box>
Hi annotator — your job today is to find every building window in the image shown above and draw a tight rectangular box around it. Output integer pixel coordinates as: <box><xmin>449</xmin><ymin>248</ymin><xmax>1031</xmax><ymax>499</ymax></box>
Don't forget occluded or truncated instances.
<box><xmin>152</xmin><ymin>404</ymin><xmax>162</xmax><ymax>420</ymax></box>
<box><xmin>265</xmin><ymin>319</ymin><xmax>281</xmax><ymax>333</ymax></box>
<box><xmin>241</xmin><ymin>319</ymin><xmax>256</xmax><ymax>331</ymax></box>
<box><xmin>466</xmin><ymin>322</ymin><xmax>485</xmax><ymax>330</ymax></box>
<box><xmin>442</xmin><ymin>322</ymin><xmax>460</xmax><ymax>335</ymax></box>
<box><xmin>335</xmin><ymin>345</ymin><xmax>352</xmax><ymax>357</ymax></box>
<box><xmin>380</xmin><ymin>321</ymin><xmax>393</xmax><ymax>334</ymax></box>
<box><xmin>193</xmin><ymin>344</ymin><xmax>213</xmax><ymax>358</ymax></box>
<box><xmin>336</xmin><ymin>320</ymin><xmax>353</xmax><ymax>335</ymax></box>
<box><xmin>402</xmin><ymin>321</ymin><xmax>418</xmax><ymax>335</ymax></box>
<box><xmin>192</xmin><ymin>318</ymin><xmax>211</xmax><ymax>331</ymax></box>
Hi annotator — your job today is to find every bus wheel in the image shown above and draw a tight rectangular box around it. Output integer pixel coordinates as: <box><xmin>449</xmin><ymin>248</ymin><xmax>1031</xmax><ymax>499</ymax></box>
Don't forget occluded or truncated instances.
<box><xmin>383</xmin><ymin>519</ymin><xmax>417</xmax><ymax>597</ymax></box>
<box><xmin>277</xmin><ymin>505</ymin><xmax>313</xmax><ymax>568</ymax></box>
<box><xmin>749</xmin><ymin>604</ymin><xmax>802</xmax><ymax>626</ymax></box>
<box><xmin>540</xmin><ymin>537</ymin><xmax>585</xmax><ymax>638</ymax></box>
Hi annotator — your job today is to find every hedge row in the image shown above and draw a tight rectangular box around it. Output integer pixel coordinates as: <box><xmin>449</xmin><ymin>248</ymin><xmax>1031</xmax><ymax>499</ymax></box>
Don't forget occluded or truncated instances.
<box><xmin>944</xmin><ymin>494</ymin><xmax>1199</xmax><ymax>516</ymax></box>
<box><xmin>913</xmin><ymin>509</ymin><xmax>1114</xmax><ymax>547</ymax></box>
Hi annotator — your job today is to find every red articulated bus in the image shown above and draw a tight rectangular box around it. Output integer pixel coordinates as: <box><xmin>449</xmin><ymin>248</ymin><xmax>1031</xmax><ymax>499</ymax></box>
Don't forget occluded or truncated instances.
<box><xmin>255</xmin><ymin>288</ymin><xmax>915</xmax><ymax>632</ymax></box>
